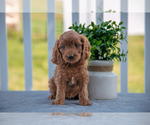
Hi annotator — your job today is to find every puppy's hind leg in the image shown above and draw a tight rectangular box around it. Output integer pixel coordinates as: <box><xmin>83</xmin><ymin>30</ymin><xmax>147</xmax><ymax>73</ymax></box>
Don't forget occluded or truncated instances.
<box><xmin>48</xmin><ymin>77</ymin><xmax>56</xmax><ymax>99</ymax></box>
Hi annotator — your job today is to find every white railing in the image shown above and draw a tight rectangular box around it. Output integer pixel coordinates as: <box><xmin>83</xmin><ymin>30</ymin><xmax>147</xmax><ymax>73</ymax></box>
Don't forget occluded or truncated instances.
<box><xmin>0</xmin><ymin>0</ymin><xmax>150</xmax><ymax>93</ymax></box>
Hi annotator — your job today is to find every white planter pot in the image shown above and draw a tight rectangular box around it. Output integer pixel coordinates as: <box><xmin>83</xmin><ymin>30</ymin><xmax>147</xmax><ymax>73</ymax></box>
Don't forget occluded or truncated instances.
<box><xmin>88</xmin><ymin>60</ymin><xmax>118</xmax><ymax>100</ymax></box>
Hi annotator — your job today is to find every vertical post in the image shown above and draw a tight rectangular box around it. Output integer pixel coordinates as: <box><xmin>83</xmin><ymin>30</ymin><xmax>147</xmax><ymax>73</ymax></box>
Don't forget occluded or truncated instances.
<box><xmin>103</xmin><ymin>0</ymin><xmax>120</xmax><ymax>24</ymax></box>
<box><xmin>22</xmin><ymin>0</ymin><xmax>33</xmax><ymax>90</ymax></box>
<box><xmin>79</xmin><ymin>0</ymin><xmax>88</xmax><ymax>25</ymax></box>
<box><xmin>96</xmin><ymin>0</ymin><xmax>103</xmax><ymax>24</ymax></box>
<box><xmin>63</xmin><ymin>0</ymin><xmax>72</xmax><ymax>31</ymax></box>
<box><xmin>145</xmin><ymin>0</ymin><xmax>150</xmax><ymax>93</ymax></box>
<box><xmin>72</xmin><ymin>0</ymin><xmax>79</xmax><ymax>25</ymax></box>
<box><xmin>0</xmin><ymin>0</ymin><xmax>8</xmax><ymax>91</ymax></box>
<box><xmin>87</xmin><ymin>0</ymin><xmax>96</xmax><ymax>24</ymax></box>
<box><xmin>47</xmin><ymin>0</ymin><xmax>55</xmax><ymax>79</ymax></box>
<box><xmin>120</xmin><ymin>0</ymin><xmax>128</xmax><ymax>93</ymax></box>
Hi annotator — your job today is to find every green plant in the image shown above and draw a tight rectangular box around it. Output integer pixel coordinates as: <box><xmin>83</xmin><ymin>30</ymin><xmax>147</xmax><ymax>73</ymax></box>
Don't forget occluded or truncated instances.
<box><xmin>69</xmin><ymin>20</ymin><xmax>128</xmax><ymax>62</ymax></box>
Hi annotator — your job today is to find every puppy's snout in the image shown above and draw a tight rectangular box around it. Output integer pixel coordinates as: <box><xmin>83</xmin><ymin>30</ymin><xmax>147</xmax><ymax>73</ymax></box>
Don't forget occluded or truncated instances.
<box><xmin>68</xmin><ymin>54</ymin><xmax>74</xmax><ymax>59</ymax></box>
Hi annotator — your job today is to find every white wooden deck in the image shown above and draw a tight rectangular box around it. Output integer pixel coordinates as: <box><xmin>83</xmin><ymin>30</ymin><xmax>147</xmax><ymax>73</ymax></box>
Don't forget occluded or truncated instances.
<box><xmin>0</xmin><ymin>91</ymin><xmax>150</xmax><ymax>125</ymax></box>
<box><xmin>0</xmin><ymin>113</ymin><xmax>150</xmax><ymax>125</ymax></box>
<box><xmin>0</xmin><ymin>91</ymin><xmax>150</xmax><ymax>112</ymax></box>
<box><xmin>0</xmin><ymin>0</ymin><xmax>150</xmax><ymax>93</ymax></box>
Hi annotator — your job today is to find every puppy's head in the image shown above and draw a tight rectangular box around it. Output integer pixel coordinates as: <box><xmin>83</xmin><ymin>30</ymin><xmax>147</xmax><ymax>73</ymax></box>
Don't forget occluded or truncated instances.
<box><xmin>51</xmin><ymin>31</ymin><xmax>91</xmax><ymax>65</ymax></box>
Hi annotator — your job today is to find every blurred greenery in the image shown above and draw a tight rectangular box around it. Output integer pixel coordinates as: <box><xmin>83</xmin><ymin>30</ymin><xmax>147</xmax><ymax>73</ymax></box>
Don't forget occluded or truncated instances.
<box><xmin>7</xmin><ymin>1</ymin><xmax>144</xmax><ymax>93</ymax></box>
<box><xmin>8</xmin><ymin>14</ymin><xmax>63</xmax><ymax>91</ymax></box>
<box><xmin>113</xmin><ymin>36</ymin><xmax>144</xmax><ymax>93</ymax></box>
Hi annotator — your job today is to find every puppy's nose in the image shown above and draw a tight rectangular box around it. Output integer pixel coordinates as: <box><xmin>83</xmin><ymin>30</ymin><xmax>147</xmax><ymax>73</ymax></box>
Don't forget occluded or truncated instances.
<box><xmin>68</xmin><ymin>54</ymin><xmax>74</xmax><ymax>59</ymax></box>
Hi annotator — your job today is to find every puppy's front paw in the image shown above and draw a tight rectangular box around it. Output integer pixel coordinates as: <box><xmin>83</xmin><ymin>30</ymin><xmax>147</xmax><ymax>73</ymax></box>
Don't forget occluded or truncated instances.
<box><xmin>50</xmin><ymin>99</ymin><xmax>64</xmax><ymax>105</ymax></box>
<box><xmin>79</xmin><ymin>99</ymin><xmax>91</xmax><ymax>106</ymax></box>
<box><xmin>48</xmin><ymin>94</ymin><xmax>56</xmax><ymax>99</ymax></box>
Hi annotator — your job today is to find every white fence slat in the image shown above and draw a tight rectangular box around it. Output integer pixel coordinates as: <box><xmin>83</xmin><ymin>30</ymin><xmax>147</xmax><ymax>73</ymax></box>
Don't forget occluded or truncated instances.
<box><xmin>79</xmin><ymin>0</ymin><xmax>95</xmax><ymax>25</ymax></box>
<box><xmin>145</xmin><ymin>0</ymin><xmax>150</xmax><ymax>93</ymax></box>
<box><xmin>47</xmin><ymin>0</ymin><xmax>55</xmax><ymax>79</ymax></box>
<box><xmin>23</xmin><ymin>0</ymin><xmax>33</xmax><ymax>91</ymax></box>
<box><xmin>87</xmin><ymin>0</ymin><xmax>96</xmax><ymax>24</ymax></box>
<box><xmin>63</xmin><ymin>0</ymin><xmax>72</xmax><ymax>31</ymax></box>
<box><xmin>72</xmin><ymin>0</ymin><xmax>79</xmax><ymax>25</ymax></box>
<box><xmin>79</xmin><ymin>0</ymin><xmax>89</xmax><ymax>25</ymax></box>
<box><xmin>96</xmin><ymin>0</ymin><xmax>103</xmax><ymax>23</ymax></box>
<box><xmin>103</xmin><ymin>0</ymin><xmax>120</xmax><ymax>25</ymax></box>
<box><xmin>0</xmin><ymin>0</ymin><xmax>8</xmax><ymax>91</ymax></box>
<box><xmin>120</xmin><ymin>0</ymin><xmax>128</xmax><ymax>93</ymax></box>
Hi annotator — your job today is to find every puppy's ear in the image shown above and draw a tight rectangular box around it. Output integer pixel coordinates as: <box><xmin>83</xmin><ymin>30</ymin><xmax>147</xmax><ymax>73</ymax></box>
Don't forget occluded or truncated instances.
<box><xmin>51</xmin><ymin>40</ymin><xmax>63</xmax><ymax>65</ymax></box>
<box><xmin>81</xmin><ymin>35</ymin><xmax>91</xmax><ymax>60</ymax></box>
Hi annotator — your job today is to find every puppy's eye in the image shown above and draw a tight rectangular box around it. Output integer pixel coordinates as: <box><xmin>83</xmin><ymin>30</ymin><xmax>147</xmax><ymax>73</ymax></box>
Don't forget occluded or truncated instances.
<box><xmin>61</xmin><ymin>46</ymin><xmax>65</xmax><ymax>49</ymax></box>
<box><xmin>75</xmin><ymin>43</ymin><xmax>78</xmax><ymax>48</ymax></box>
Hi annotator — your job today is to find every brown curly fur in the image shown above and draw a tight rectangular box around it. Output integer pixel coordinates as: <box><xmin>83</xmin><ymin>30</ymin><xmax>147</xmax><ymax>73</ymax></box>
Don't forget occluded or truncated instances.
<box><xmin>48</xmin><ymin>31</ymin><xmax>91</xmax><ymax>106</ymax></box>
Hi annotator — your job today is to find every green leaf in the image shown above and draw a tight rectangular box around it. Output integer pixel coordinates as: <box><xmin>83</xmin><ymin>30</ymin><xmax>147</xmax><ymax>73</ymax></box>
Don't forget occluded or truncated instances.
<box><xmin>109</xmin><ymin>35</ymin><xmax>113</xmax><ymax>40</ymax></box>
<box><xmin>116</xmin><ymin>47</ymin><xmax>120</xmax><ymax>53</ymax></box>
<box><xmin>96</xmin><ymin>46</ymin><xmax>101</xmax><ymax>52</ymax></box>
<box><xmin>107</xmin><ymin>41</ymin><xmax>110</xmax><ymax>46</ymax></box>
<box><xmin>91</xmin><ymin>22</ymin><xmax>95</xmax><ymax>28</ymax></box>
<box><xmin>112</xmin><ymin>21</ymin><xmax>117</xmax><ymax>26</ymax></box>
<box><xmin>119</xmin><ymin>21</ymin><xmax>123</xmax><ymax>25</ymax></box>
<box><xmin>96</xmin><ymin>40</ymin><xmax>102</xmax><ymax>45</ymax></box>
<box><xmin>79</xmin><ymin>24</ymin><xmax>81</xmax><ymax>28</ymax></box>
<box><xmin>104</xmin><ymin>21</ymin><xmax>110</xmax><ymax>26</ymax></box>
<box><xmin>68</xmin><ymin>26</ymin><xmax>72</xmax><ymax>29</ymax></box>
<box><xmin>105</xmin><ymin>9</ymin><xmax>112</xmax><ymax>13</ymax></box>
<box><xmin>92</xmin><ymin>39</ymin><xmax>97</xmax><ymax>44</ymax></box>
<box><xmin>101</xmin><ymin>36</ymin><xmax>107</xmax><ymax>40</ymax></box>
<box><xmin>107</xmin><ymin>25</ymin><xmax>112</xmax><ymax>29</ymax></box>
<box><xmin>110</xmin><ymin>46</ymin><xmax>115</xmax><ymax>52</ymax></box>
<box><xmin>91</xmin><ymin>45</ymin><xmax>96</xmax><ymax>51</ymax></box>
<box><xmin>87</xmin><ymin>34</ymin><xmax>93</xmax><ymax>39</ymax></box>
<box><xmin>121</xmin><ymin>27</ymin><xmax>126</xmax><ymax>29</ymax></box>
<box><xmin>100</xmin><ymin>43</ymin><xmax>106</xmax><ymax>47</ymax></box>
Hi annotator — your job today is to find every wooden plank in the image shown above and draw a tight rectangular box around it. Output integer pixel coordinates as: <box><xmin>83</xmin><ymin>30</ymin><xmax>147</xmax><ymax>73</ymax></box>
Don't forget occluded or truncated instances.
<box><xmin>0</xmin><ymin>0</ymin><xmax>8</xmax><ymax>91</ymax></box>
<box><xmin>120</xmin><ymin>0</ymin><xmax>128</xmax><ymax>93</ymax></box>
<box><xmin>96</xmin><ymin>0</ymin><xmax>103</xmax><ymax>24</ymax></box>
<box><xmin>72</xmin><ymin>0</ymin><xmax>79</xmax><ymax>25</ymax></box>
<box><xmin>145</xmin><ymin>0</ymin><xmax>150</xmax><ymax>93</ymax></box>
<box><xmin>22</xmin><ymin>0</ymin><xmax>33</xmax><ymax>91</ymax></box>
<box><xmin>47</xmin><ymin>0</ymin><xmax>55</xmax><ymax>79</ymax></box>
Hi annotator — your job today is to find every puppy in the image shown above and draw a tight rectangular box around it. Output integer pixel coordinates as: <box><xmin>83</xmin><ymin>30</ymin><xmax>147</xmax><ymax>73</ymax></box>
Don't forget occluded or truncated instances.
<box><xmin>48</xmin><ymin>31</ymin><xmax>91</xmax><ymax>106</ymax></box>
